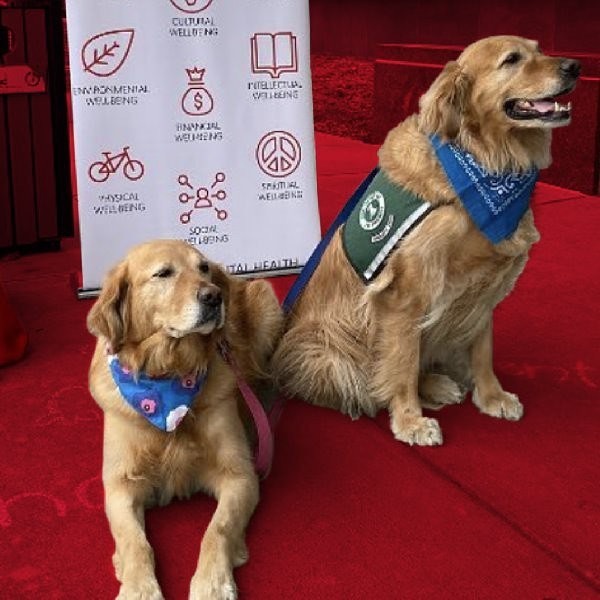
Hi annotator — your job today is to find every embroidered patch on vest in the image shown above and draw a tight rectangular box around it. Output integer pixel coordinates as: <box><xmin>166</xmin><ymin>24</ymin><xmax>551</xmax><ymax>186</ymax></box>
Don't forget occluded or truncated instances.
<box><xmin>430</xmin><ymin>134</ymin><xmax>538</xmax><ymax>243</ymax></box>
<box><xmin>342</xmin><ymin>170</ymin><xmax>432</xmax><ymax>282</ymax></box>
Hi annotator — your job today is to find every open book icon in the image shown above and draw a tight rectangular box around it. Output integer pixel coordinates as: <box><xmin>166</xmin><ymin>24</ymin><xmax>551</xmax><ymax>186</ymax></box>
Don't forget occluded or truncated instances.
<box><xmin>251</xmin><ymin>32</ymin><xmax>298</xmax><ymax>78</ymax></box>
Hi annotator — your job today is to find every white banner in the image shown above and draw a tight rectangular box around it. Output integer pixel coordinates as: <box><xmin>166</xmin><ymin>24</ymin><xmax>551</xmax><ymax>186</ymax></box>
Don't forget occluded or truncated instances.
<box><xmin>65</xmin><ymin>0</ymin><xmax>321</xmax><ymax>293</ymax></box>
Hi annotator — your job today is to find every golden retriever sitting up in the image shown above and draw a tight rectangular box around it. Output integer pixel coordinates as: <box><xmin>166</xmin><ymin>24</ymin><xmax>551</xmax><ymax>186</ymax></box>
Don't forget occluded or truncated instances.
<box><xmin>273</xmin><ymin>36</ymin><xmax>579</xmax><ymax>446</ymax></box>
<box><xmin>87</xmin><ymin>240</ymin><xmax>282</xmax><ymax>600</ymax></box>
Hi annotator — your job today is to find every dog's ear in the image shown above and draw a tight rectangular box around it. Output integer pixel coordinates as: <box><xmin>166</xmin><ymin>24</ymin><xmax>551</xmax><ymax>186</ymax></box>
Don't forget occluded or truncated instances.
<box><xmin>419</xmin><ymin>61</ymin><xmax>472</xmax><ymax>140</ymax></box>
<box><xmin>86</xmin><ymin>261</ymin><xmax>130</xmax><ymax>351</ymax></box>
<box><xmin>209</xmin><ymin>262</ymin><xmax>232</xmax><ymax>308</ymax></box>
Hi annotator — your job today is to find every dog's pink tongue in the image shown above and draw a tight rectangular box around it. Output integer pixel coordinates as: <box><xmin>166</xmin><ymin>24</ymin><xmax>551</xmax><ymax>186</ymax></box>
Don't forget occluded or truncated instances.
<box><xmin>531</xmin><ymin>100</ymin><xmax>555</xmax><ymax>113</ymax></box>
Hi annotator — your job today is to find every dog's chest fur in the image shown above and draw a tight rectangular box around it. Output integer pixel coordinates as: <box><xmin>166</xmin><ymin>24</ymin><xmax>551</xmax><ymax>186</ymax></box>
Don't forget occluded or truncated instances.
<box><xmin>140</xmin><ymin>424</ymin><xmax>211</xmax><ymax>505</ymax></box>
<box><xmin>94</xmin><ymin>356</ymin><xmax>245</xmax><ymax>506</ymax></box>
<box><xmin>135</xmin><ymin>395</ymin><xmax>246</xmax><ymax>506</ymax></box>
<box><xmin>422</xmin><ymin>251</ymin><xmax>525</xmax><ymax>350</ymax></box>
<box><xmin>418</xmin><ymin>211</ymin><xmax>540</xmax><ymax>379</ymax></box>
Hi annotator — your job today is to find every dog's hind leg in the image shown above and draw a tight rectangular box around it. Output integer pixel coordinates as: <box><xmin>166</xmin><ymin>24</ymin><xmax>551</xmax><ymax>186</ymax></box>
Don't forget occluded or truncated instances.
<box><xmin>272</xmin><ymin>319</ymin><xmax>374</xmax><ymax>419</ymax></box>
<box><xmin>419</xmin><ymin>373</ymin><xmax>466</xmax><ymax>410</ymax></box>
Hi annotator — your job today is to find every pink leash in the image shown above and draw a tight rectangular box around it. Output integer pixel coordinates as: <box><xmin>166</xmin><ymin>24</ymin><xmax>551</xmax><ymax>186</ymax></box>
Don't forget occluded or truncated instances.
<box><xmin>218</xmin><ymin>341</ymin><xmax>283</xmax><ymax>479</ymax></box>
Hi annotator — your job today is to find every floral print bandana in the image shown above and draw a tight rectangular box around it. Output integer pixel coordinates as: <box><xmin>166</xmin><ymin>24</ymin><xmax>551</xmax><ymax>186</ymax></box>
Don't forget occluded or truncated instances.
<box><xmin>108</xmin><ymin>352</ymin><xmax>206</xmax><ymax>432</ymax></box>
<box><xmin>430</xmin><ymin>134</ymin><xmax>539</xmax><ymax>243</ymax></box>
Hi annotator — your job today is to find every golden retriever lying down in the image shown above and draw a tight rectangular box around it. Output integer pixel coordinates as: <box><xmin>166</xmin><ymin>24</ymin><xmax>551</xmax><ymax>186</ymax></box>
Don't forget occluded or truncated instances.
<box><xmin>273</xmin><ymin>35</ymin><xmax>579</xmax><ymax>446</ymax></box>
<box><xmin>87</xmin><ymin>240</ymin><xmax>282</xmax><ymax>600</ymax></box>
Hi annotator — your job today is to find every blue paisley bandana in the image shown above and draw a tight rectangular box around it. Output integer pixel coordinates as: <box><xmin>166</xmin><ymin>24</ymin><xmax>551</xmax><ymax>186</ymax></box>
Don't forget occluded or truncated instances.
<box><xmin>108</xmin><ymin>351</ymin><xmax>206</xmax><ymax>432</ymax></box>
<box><xmin>430</xmin><ymin>134</ymin><xmax>538</xmax><ymax>243</ymax></box>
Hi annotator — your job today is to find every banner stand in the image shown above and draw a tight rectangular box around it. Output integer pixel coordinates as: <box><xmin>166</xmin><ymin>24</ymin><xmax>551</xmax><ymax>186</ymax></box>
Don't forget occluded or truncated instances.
<box><xmin>65</xmin><ymin>0</ymin><xmax>321</xmax><ymax>294</ymax></box>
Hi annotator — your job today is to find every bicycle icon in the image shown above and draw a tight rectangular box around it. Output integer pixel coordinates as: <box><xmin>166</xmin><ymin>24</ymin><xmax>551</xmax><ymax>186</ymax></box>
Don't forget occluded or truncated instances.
<box><xmin>88</xmin><ymin>146</ymin><xmax>145</xmax><ymax>183</ymax></box>
<box><xmin>178</xmin><ymin>172</ymin><xmax>227</xmax><ymax>223</ymax></box>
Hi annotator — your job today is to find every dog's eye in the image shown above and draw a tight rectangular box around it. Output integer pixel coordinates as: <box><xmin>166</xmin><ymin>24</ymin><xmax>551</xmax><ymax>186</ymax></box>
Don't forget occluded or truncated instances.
<box><xmin>501</xmin><ymin>52</ymin><xmax>522</xmax><ymax>67</ymax></box>
<box><xmin>199</xmin><ymin>262</ymin><xmax>210</xmax><ymax>274</ymax></box>
<box><xmin>153</xmin><ymin>267</ymin><xmax>174</xmax><ymax>278</ymax></box>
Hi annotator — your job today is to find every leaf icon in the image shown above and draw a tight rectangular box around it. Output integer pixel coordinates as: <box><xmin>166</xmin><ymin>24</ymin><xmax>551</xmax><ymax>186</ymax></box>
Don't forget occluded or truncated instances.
<box><xmin>81</xmin><ymin>29</ymin><xmax>135</xmax><ymax>77</ymax></box>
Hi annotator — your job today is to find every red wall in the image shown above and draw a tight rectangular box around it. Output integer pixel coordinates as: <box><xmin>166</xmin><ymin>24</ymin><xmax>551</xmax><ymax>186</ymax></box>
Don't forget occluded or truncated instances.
<box><xmin>310</xmin><ymin>0</ymin><xmax>600</xmax><ymax>57</ymax></box>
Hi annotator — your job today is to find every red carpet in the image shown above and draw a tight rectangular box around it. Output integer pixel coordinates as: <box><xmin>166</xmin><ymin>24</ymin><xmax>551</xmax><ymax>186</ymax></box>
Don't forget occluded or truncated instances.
<box><xmin>1</xmin><ymin>133</ymin><xmax>599</xmax><ymax>599</ymax></box>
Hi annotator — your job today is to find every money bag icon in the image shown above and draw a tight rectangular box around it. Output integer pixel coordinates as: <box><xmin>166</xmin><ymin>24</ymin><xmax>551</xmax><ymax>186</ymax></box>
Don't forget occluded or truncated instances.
<box><xmin>181</xmin><ymin>67</ymin><xmax>214</xmax><ymax>116</ymax></box>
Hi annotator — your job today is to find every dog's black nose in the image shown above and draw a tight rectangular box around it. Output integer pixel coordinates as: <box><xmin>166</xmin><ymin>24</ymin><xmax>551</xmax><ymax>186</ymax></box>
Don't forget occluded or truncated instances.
<box><xmin>198</xmin><ymin>286</ymin><xmax>222</xmax><ymax>307</ymax></box>
<box><xmin>560</xmin><ymin>58</ymin><xmax>581</xmax><ymax>79</ymax></box>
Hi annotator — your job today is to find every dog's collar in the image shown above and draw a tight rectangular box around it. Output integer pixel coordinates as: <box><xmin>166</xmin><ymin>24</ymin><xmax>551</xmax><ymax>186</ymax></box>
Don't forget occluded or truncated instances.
<box><xmin>107</xmin><ymin>350</ymin><xmax>206</xmax><ymax>432</ymax></box>
<box><xmin>430</xmin><ymin>134</ymin><xmax>539</xmax><ymax>243</ymax></box>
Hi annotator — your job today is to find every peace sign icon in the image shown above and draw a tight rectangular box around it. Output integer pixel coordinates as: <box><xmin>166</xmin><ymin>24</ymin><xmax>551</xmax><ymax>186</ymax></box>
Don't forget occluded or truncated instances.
<box><xmin>256</xmin><ymin>130</ymin><xmax>302</xmax><ymax>178</ymax></box>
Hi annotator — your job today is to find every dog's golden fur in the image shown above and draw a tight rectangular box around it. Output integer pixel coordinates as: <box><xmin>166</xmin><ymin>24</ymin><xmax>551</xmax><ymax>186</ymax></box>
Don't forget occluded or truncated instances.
<box><xmin>273</xmin><ymin>36</ymin><xmax>579</xmax><ymax>445</ymax></box>
<box><xmin>87</xmin><ymin>239</ymin><xmax>282</xmax><ymax>599</ymax></box>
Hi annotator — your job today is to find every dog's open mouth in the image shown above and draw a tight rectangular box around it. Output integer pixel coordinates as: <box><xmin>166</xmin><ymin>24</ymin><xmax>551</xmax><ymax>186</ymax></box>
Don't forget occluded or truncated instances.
<box><xmin>504</xmin><ymin>93</ymin><xmax>572</xmax><ymax>122</ymax></box>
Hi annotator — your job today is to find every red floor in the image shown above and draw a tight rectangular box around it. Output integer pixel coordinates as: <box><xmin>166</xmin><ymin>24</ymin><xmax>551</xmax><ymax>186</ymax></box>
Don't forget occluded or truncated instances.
<box><xmin>1</xmin><ymin>133</ymin><xmax>599</xmax><ymax>599</ymax></box>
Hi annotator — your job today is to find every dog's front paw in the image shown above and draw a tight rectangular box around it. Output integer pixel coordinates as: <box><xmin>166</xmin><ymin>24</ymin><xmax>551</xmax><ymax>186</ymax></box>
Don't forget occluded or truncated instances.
<box><xmin>419</xmin><ymin>373</ymin><xmax>466</xmax><ymax>410</ymax></box>
<box><xmin>473</xmin><ymin>388</ymin><xmax>524</xmax><ymax>420</ymax></box>
<box><xmin>189</xmin><ymin>569</ymin><xmax>237</xmax><ymax>600</ymax></box>
<box><xmin>390</xmin><ymin>414</ymin><xmax>443</xmax><ymax>446</ymax></box>
<box><xmin>116</xmin><ymin>578</ymin><xmax>164</xmax><ymax>600</ymax></box>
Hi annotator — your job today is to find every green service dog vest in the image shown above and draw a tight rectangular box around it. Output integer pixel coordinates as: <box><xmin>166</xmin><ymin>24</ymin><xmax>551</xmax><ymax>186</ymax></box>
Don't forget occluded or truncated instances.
<box><xmin>342</xmin><ymin>170</ymin><xmax>433</xmax><ymax>282</ymax></box>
